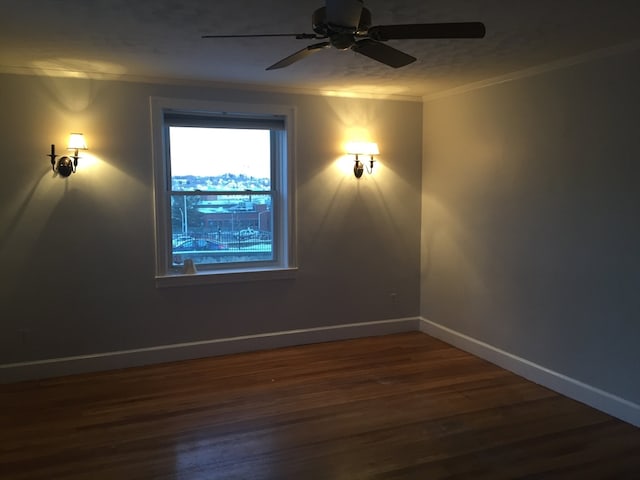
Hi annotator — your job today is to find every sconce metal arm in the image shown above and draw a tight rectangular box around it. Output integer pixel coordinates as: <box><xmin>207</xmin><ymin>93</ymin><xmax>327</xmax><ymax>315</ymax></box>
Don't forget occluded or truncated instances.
<box><xmin>48</xmin><ymin>144</ymin><xmax>57</xmax><ymax>171</ymax></box>
<box><xmin>365</xmin><ymin>157</ymin><xmax>375</xmax><ymax>174</ymax></box>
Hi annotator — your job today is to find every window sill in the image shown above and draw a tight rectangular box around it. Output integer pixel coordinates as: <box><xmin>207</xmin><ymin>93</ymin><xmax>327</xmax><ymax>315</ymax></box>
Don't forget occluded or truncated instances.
<box><xmin>155</xmin><ymin>267</ymin><xmax>298</xmax><ymax>288</ymax></box>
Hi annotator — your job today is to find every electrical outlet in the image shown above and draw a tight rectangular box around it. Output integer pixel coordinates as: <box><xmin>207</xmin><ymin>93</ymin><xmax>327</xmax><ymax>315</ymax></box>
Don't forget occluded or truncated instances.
<box><xmin>18</xmin><ymin>328</ymin><xmax>31</xmax><ymax>345</ymax></box>
<box><xmin>390</xmin><ymin>292</ymin><xmax>398</xmax><ymax>311</ymax></box>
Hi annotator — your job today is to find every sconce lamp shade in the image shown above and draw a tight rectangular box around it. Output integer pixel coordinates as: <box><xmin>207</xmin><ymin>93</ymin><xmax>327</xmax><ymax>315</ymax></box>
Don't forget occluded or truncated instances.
<box><xmin>67</xmin><ymin>133</ymin><xmax>88</xmax><ymax>151</ymax></box>
<box><xmin>345</xmin><ymin>141</ymin><xmax>379</xmax><ymax>156</ymax></box>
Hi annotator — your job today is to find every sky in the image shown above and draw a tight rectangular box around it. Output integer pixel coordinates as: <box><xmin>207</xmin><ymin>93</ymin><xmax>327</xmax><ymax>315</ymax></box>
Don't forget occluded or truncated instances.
<box><xmin>169</xmin><ymin>127</ymin><xmax>271</xmax><ymax>179</ymax></box>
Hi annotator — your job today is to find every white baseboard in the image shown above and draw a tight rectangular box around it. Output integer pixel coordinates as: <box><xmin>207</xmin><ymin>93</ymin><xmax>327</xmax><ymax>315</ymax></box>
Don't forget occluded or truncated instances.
<box><xmin>419</xmin><ymin>317</ymin><xmax>640</xmax><ymax>428</ymax></box>
<box><xmin>4</xmin><ymin>315</ymin><xmax>637</xmax><ymax>428</ymax></box>
<box><xmin>0</xmin><ymin>317</ymin><xmax>420</xmax><ymax>384</ymax></box>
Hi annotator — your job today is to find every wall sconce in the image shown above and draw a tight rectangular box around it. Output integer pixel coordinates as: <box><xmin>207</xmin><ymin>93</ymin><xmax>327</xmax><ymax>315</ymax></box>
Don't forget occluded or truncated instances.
<box><xmin>48</xmin><ymin>133</ymin><xmax>88</xmax><ymax>177</ymax></box>
<box><xmin>346</xmin><ymin>141</ymin><xmax>379</xmax><ymax>178</ymax></box>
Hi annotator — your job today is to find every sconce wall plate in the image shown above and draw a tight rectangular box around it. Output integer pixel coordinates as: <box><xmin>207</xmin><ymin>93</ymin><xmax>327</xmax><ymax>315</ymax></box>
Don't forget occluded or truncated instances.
<box><xmin>56</xmin><ymin>154</ymin><xmax>75</xmax><ymax>177</ymax></box>
<box><xmin>354</xmin><ymin>158</ymin><xmax>365</xmax><ymax>178</ymax></box>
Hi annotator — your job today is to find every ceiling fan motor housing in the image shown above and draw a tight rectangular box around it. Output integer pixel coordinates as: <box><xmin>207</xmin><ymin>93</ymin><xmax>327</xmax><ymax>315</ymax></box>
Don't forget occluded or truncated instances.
<box><xmin>312</xmin><ymin>6</ymin><xmax>372</xmax><ymax>49</ymax></box>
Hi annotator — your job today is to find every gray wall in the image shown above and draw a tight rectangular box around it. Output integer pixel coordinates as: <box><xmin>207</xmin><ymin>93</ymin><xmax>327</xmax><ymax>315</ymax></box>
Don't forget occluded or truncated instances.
<box><xmin>0</xmin><ymin>73</ymin><xmax>422</xmax><ymax>364</ymax></box>
<box><xmin>421</xmin><ymin>48</ymin><xmax>640</xmax><ymax>404</ymax></box>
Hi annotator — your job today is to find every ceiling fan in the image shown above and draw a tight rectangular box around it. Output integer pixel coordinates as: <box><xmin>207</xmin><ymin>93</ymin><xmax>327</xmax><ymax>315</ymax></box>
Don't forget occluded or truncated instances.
<box><xmin>202</xmin><ymin>0</ymin><xmax>486</xmax><ymax>70</ymax></box>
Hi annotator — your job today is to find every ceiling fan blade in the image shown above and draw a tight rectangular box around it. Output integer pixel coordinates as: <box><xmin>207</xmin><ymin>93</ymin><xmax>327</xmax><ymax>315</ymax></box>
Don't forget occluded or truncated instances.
<box><xmin>368</xmin><ymin>22</ymin><xmax>486</xmax><ymax>40</ymax></box>
<box><xmin>202</xmin><ymin>33</ymin><xmax>318</xmax><ymax>39</ymax></box>
<box><xmin>266</xmin><ymin>42</ymin><xmax>330</xmax><ymax>70</ymax></box>
<box><xmin>325</xmin><ymin>0</ymin><xmax>363</xmax><ymax>28</ymax></box>
<box><xmin>351</xmin><ymin>39</ymin><xmax>416</xmax><ymax>68</ymax></box>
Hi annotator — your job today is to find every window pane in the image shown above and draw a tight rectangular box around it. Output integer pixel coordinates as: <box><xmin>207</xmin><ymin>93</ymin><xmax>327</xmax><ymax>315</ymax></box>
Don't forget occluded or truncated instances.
<box><xmin>170</xmin><ymin>193</ymin><xmax>273</xmax><ymax>267</ymax></box>
<box><xmin>169</xmin><ymin>127</ymin><xmax>271</xmax><ymax>192</ymax></box>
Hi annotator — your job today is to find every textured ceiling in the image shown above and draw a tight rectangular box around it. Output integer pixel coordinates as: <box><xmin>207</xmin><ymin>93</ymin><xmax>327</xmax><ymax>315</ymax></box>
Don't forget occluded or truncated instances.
<box><xmin>1</xmin><ymin>0</ymin><xmax>639</xmax><ymax>99</ymax></box>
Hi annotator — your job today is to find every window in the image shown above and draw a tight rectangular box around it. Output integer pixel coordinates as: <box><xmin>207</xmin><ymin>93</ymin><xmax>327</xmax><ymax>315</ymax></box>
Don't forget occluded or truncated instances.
<box><xmin>151</xmin><ymin>98</ymin><xmax>296</xmax><ymax>286</ymax></box>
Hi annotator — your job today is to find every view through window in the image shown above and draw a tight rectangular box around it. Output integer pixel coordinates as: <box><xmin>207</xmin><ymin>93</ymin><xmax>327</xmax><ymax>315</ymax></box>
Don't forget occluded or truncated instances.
<box><xmin>168</xmin><ymin>125</ymin><xmax>275</xmax><ymax>269</ymax></box>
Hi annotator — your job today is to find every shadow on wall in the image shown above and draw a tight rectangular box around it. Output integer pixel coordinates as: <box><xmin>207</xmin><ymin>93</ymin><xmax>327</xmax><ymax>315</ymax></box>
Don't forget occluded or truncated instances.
<box><xmin>1</xmin><ymin>180</ymin><xmax>152</xmax><ymax>363</ymax></box>
<box><xmin>0</xmin><ymin>168</ymin><xmax>53</xmax><ymax>257</ymax></box>
<box><xmin>31</xmin><ymin>58</ymin><xmax>126</xmax><ymax>113</ymax></box>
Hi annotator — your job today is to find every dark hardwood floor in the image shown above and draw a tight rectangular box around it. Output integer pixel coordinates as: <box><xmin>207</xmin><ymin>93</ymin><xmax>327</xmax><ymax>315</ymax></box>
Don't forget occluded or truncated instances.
<box><xmin>1</xmin><ymin>332</ymin><xmax>639</xmax><ymax>479</ymax></box>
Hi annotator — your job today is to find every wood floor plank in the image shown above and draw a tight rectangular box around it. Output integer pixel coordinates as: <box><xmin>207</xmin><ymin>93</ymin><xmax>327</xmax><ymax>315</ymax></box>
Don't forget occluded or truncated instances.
<box><xmin>1</xmin><ymin>332</ymin><xmax>638</xmax><ymax>479</ymax></box>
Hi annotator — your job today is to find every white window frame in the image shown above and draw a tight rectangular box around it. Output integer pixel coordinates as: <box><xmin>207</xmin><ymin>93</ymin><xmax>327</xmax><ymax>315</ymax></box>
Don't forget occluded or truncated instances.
<box><xmin>150</xmin><ymin>97</ymin><xmax>297</xmax><ymax>287</ymax></box>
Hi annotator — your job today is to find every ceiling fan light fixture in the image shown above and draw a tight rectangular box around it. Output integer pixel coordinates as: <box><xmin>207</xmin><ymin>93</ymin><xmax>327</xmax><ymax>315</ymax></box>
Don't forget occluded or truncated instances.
<box><xmin>330</xmin><ymin>33</ymin><xmax>356</xmax><ymax>50</ymax></box>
